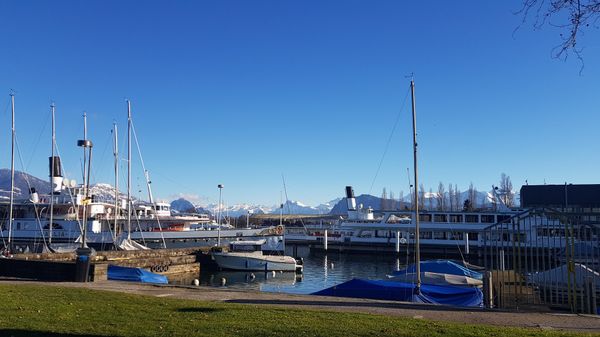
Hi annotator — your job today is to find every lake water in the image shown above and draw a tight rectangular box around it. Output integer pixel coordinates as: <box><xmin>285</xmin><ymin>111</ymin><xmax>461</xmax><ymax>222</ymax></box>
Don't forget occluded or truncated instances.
<box><xmin>169</xmin><ymin>245</ymin><xmax>410</xmax><ymax>294</ymax></box>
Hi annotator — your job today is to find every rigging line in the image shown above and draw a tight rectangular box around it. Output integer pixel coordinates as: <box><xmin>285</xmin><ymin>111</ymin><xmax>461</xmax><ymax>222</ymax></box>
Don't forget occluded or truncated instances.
<box><xmin>89</xmin><ymin>131</ymin><xmax>111</xmax><ymax>183</ymax></box>
<box><xmin>54</xmin><ymin>142</ymin><xmax>84</xmax><ymax>233</ymax></box>
<box><xmin>25</xmin><ymin>109</ymin><xmax>51</xmax><ymax>171</ymax></box>
<box><xmin>130</xmin><ymin>117</ymin><xmax>166</xmax><ymax>248</ymax></box>
<box><xmin>281</xmin><ymin>174</ymin><xmax>308</xmax><ymax>231</ymax></box>
<box><xmin>14</xmin><ymin>136</ymin><xmax>49</xmax><ymax>248</ymax></box>
<box><xmin>368</xmin><ymin>86</ymin><xmax>411</xmax><ymax>195</ymax></box>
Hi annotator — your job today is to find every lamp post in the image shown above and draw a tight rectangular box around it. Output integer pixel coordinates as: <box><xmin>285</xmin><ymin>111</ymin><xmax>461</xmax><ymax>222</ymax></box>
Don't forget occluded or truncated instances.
<box><xmin>77</xmin><ymin>139</ymin><xmax>94</xmax><ymax>248</ymax></box>
<box><xmin>217</xmin><ymin>184</ymin><xmax>224</xmax><ymax>246</ymax></box>
<box><xmin>75</xmin><ymin>138</ymin><xmax>93</xmax><ymax>283</ymax></box>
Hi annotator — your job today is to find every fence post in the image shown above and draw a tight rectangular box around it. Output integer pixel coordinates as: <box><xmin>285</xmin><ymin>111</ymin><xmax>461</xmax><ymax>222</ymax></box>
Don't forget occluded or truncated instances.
<box><xmin>484</xmin><ymin>271</ymin><xmax>494</xmax><ymax>309</ymax></box>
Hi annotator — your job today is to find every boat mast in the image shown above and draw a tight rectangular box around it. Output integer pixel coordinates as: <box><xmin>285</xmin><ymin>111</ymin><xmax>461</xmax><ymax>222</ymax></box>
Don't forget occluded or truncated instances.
<box><xmin>279</xmin><ymin>191</ymin><xmax>283</xmax><ymax>227</ymax></box>
<box><xmin>127</xmin><ymin>100</ymin><xmax>132</xmax><ymax>241</ymax></box>
<box><xmin>49</xmin><ymin>102</ymin><xmax>56</xmax><ymax>244</ymax></box>
<box><xmin>82</xmin><ymin>111</ymin><xmax>87</xmax><ymax>183</ymax></box>
<box><xmin>113</xmin><ymin>122</ymin><xmax>119</xmax><ymax>241</ymax></box>
<box><xmin>217</xmin><ymin>184</ymin><xmax>223</xmax><ymax>246</ymax></box>
<box><xmin>410</xmin><ymin>79</ymin><xmax>421</xmax><ymax>292</ymax></box>
<box><xmin>7</xmin><ymin>93</ymin><xmax>16</xmax><ymax>250</ymax></box>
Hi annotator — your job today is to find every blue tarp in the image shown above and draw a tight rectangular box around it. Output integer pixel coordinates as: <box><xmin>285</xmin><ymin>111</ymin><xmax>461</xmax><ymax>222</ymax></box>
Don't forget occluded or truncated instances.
<box><xmin>393</xmin><ymin>260</ymin><xmax>483</xmax><ymax>280</ymax></box>
<box><xmin>107</xmin><ymin>265</ymin><xmax>168</xmax><ymax>284</ymax></box>
<box><xmin>313</xmin><ymin>278</ymin><xmax>483</xmax><ymax>307</ymax></box>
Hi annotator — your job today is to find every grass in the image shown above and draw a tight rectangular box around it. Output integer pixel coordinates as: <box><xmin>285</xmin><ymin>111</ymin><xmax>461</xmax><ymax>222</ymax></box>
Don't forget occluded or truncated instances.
<box><xmin>0</xmin><ymin>284</ymin><xmax>596</xmax><ymax>337</ymax></box>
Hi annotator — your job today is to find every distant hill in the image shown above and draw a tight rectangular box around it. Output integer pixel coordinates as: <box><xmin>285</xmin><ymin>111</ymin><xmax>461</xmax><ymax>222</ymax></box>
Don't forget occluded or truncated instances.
<box><xmin>0</xmin><ymin>169</ymin><xmax>50</xmax><ymax>199</ymax></box>
<box><xmin>329</xmin><ymin>194</ymin><xmax>384</xmax><ymax>215</ymax></box>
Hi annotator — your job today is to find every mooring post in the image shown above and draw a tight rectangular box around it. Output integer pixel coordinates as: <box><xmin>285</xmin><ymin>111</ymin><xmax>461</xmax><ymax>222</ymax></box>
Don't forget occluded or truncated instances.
<box><xmin>324</xmin><ymin>229</ymin><xmax>328</xmax><ymax>251</ymax></box>
<box><xmin>590</xmin><ymin>277</ymin><xmax>598</xmax><ymax>315</ymax></box>
<box><xmin>464</xmin><ymin>232</ymin><xmax>470</xmax><ymax>255</ymax></box>
<box><xmin>395</xmin><ymin>231</ymin><xmax>400</xmax><ymax>254</ymax></box>
<box><xmin>484</xmin><ymin>271</ymin><xmax>493</xmax><ymax>309</ymax></box>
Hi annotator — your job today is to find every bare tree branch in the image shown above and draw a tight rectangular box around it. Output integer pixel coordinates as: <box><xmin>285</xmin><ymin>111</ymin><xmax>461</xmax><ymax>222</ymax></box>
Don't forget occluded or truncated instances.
<box><xmin>516</xmin><ymin>0</ymin><xmax>599</xmax><ymax>73</ymax></box>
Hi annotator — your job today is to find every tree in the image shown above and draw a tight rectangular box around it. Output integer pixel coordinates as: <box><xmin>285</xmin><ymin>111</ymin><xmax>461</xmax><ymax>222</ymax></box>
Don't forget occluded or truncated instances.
<box><xmin>516</xmin><ymin>0</ymin><xmax>600</xmax><ymax>69</ymax></box>
<box><xmin>418</xmin><ymin>184</ymin><xmax>426</xmax><ymax>209</ymax></box>
<box><xmin>454</xmin><ymin>184</ymin><xmax>461</xmax><ymax>211</ymax></box>
<box><xmin>390</xmin><ymin>190</ymin><xmax>397</xmax><ymax>210</ymax></box>
<box><xmin>463</xmin><ymin>199</ymin><xmax>473</xmax><ymax>212</ymax></box>
<box><xmin>381</xmin><ymin>187</ymin><xmax>388</xmax><ymax>210</ymax></box>
<box><xmin>428</xmin><ymin>188</ymin><xmax>434</xmax><ymax>211</ymax></box>
<box><xmin>467</xmin><ymin>182</ymin><xmax>478</xmax><ymax>210</ymax></box>
<box><xmin>448</xmin><ymin>183</ymin><xmax>455</xmax><ymax>211</ymax></box>
<box><xmin>436</xmin><ymin>182</ymin><xmax>446</xmax><ymax>211</ymax></box>
<box><xmin>398</xmin><ymin>190</ymin><xmax>405</xmax><ymax>210</ymax></box>
<box><xmin>499</xmin><ymin>173</ymin><xmax>515</xmax><ymax>207</ymax></box>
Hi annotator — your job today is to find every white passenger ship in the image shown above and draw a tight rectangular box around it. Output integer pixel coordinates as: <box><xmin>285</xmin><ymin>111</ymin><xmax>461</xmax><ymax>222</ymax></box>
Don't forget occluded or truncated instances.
<box><xmin>285</xmin><ymin>186</ymin><xmax>592</xmax><ymax>256</ymax></box>
<box><xmin>0</xmin><ymin>163</ymin><xmax>283</xmax><ymax>253</ymax></box>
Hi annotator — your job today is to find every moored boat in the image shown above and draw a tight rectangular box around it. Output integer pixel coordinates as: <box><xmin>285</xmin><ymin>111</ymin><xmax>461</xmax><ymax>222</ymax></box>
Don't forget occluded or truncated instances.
<box><xmin>211</xmin><ymin>240</ymin><xmax>303</xmax><ymax>272</ymax></box>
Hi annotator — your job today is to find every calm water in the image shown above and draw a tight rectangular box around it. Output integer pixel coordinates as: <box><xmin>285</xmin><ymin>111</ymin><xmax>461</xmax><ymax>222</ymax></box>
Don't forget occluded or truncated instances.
<box><xmin>169</xmin><ymin>245</ymin><xmax>408</xmax><ymax>294</ymax></box>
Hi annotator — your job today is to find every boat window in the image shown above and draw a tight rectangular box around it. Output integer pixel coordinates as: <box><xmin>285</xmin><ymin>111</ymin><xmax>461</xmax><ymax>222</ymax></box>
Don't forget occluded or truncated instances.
<box><xmin>433</xmin><ymin>231</ymin><xmax>447</xmax><ymax>240</ymax></box>
<box><xmin>468</xmin><ymin>232</ymin><xmax>479</xmax><ymax>241</ymax></box>
<box><xmin>513</xmin><ymin>232</ymin><xmax>526</xmax><ymax>242</ymax></box>
<box><xmin>419</xmin><ymin>231</ymin><xmax>432</xmax><ymax>239</ymax></box>
<box><xmin>449</xmin><ymin>231</ymin><xmax>463</xmax><ymax>240</ymax></box>
<box><xmin>497</xmin><ymin>215</ymin><xmax>511</xmax><ymax>223</ymax></box>
<box><xmin>449</xmin><ymin>214</ymin><xmax>463</xmax><ymax>223</ymax></box>
<box><xmin>481</xmin><ymin>215</ymin><xmax>495</xmax><ymax>223</ymax></box>
<box><xmin>465</xmin><ymin>214</ymin><xmax>479</xmax><ymax>223</ymax></box>
<box><xmin>419</xmin><ymin>214</ymin><xmax>431</xmax><ymax>222</ymax></box>
<box><xmin>433</xmin><ymin>214</ymin><xmax>447</xmax><ymax>222</ymax></box>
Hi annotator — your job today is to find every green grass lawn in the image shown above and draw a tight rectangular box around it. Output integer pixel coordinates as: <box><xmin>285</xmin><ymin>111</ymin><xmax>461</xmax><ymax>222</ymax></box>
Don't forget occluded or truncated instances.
<box><xmin>0</xmin><ymin>284</ymin><xmax>595</xmax><ymax>337</ymax></box>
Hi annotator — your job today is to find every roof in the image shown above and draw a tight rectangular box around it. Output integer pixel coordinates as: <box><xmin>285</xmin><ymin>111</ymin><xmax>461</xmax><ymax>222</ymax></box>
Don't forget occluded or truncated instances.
<box><xmin>520</xmin><ymin>184</ymin><xmax>600</xmax><ymax>208</ymax></box>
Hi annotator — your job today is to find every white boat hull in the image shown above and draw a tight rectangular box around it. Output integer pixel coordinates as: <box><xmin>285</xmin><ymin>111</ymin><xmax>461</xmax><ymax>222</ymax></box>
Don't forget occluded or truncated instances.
<box><xmin>212</xmin><ymin>252</ymin><xmax>300</xmax><ymax>272</ymax></box>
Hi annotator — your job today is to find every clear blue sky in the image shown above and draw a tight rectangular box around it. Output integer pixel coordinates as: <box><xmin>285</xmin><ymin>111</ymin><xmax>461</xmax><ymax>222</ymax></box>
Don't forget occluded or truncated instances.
<box><xmin>0</xmin><ymin>1</ymin><xmax>598</xmax><ymax>206</ymax></box>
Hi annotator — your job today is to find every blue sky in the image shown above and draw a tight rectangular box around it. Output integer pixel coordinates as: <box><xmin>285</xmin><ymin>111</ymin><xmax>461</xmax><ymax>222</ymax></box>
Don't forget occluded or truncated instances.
<box><xmin>0</xmin><ymin>1</ymin><xmax>598</xmax><ymax>206</ymax></box>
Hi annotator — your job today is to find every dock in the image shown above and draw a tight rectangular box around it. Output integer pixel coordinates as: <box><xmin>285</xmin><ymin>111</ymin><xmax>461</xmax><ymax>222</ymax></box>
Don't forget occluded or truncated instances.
<box><xmin>0</xmin><ymin>247</ymin><xmax>210</xmax><ymax>282</ymax></box>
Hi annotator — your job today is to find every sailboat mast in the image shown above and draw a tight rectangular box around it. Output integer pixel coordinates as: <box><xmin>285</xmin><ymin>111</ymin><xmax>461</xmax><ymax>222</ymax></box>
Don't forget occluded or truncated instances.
<box><xmin>410</xmin><ymin>79</ymin><xmax>421</xmax><ymax>291</ymax></box>
<box><xmin>82</xmin><ymin>111</ymin><xmax>87</xmax><ymax>183</ymax></box>
<box><xmin>127</xmin><ymin>100</ymin><xmax>132</xmax><ymax>240</ymax></box>
<box><xmin>113</xmin><ymin>122</ymin><xmax>119</xmax><ymax>241</ymax></box>
<box><xmin>49</xmin><ymin>102</ymin><xmax>56</xmax><ymax>244</ymax></box>
<box><xmin>7</xmin><ymin>93</ymin><xmax>16</xmax><ymax>249</ymax></box>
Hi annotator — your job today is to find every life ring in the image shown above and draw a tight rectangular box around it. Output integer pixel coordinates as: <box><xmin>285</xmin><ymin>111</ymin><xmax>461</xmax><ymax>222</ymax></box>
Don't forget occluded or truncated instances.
<box><xmin>275</xmin><ymin>225</ymin><xmax>284</xmax><ymax>235</ymax></box>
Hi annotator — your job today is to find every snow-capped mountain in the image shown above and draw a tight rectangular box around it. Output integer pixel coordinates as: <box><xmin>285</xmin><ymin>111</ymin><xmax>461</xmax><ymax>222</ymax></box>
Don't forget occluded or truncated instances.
<box><xmin>0</xmin><ymin>169</ymin><xmax>50</xmax><ymax>198</ymax></box>
<box><xmin>169</xmin><ymin>197</ymin><xmax>343</xmax><ymax>217</ymax></box>
<box><xmin>202</xmin><ymin>203</ymin><xmax>274</xmax><ymax>217</ymax></box>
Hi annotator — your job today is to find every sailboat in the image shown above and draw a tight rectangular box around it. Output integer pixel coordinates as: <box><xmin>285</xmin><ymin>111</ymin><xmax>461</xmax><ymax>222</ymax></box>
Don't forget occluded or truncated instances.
<box><xmin>115</xmin><ymin>100</ymin><xmax>150</xmax><ymax>251</ymax></box>
<box><xmin>312</xmin><ymin>79</ymin><xmax>484</xmax><ymax>307</ymax></box>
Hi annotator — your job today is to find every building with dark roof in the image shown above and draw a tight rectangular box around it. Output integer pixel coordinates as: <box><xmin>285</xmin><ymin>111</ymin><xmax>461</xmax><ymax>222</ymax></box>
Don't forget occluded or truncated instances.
<box><xmin>520</xmin><ymin>184</ymin><xmax>600</xmax><ymax>212</ymax></box>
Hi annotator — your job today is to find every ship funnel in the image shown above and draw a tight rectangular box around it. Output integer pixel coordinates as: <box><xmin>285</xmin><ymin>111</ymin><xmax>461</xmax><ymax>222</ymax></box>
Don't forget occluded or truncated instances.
<box><xmin>345</xmin><ymin>186</ymin><xmax>356</xmax><ymax>211</ymax></box>
<box><xmin>49</xmin><ymin>156</ymin><xmax>63</xmax><ymax>193</ymax></box>
<box><xmin>29</xmin><ymin>187</ymin><xmax>39</xmax><ymax>204</ymax></box>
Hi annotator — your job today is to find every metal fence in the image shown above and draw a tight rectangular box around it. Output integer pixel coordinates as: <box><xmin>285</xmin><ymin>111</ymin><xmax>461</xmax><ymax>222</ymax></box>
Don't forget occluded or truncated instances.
<box><xmin>482</xmin><ymin>208</ymin><xmax>599</xmax><ymax>313</ymax></box>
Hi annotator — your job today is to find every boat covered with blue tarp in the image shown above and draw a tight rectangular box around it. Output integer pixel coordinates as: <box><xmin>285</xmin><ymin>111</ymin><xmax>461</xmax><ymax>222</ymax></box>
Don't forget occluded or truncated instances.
<box><xmin>312</xmin><ymin>278</ymin><xmax>483</xmax><ymax>307</ymax></box>
<box><xmin>393</xmin><ymin>260</ymin><xmax>483</xmax><ymax>280</ymax></box>
<box><xmin>107</xmin><ymin>265</ymin><xmax>168</xmax><ymax>284</ymax></box>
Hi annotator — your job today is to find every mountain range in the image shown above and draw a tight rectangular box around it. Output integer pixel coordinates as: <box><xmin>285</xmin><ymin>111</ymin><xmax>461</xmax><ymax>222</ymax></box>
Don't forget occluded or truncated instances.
<box><xmin>0</xmin><ymin>169</ymin><xmax>514</xmax><ymax>216</ymax></box>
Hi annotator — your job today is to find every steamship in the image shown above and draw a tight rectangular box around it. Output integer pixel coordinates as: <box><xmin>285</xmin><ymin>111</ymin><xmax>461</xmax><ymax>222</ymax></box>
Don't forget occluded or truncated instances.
<box><xmin>285</xmin><ymin>186</ymin><xmax>587</xmax><ymax>256</ymax></box>
<box><xmin>0</xmin><ymin>157</ymin><xmax>283</xmax><ymax>253</ymax></box>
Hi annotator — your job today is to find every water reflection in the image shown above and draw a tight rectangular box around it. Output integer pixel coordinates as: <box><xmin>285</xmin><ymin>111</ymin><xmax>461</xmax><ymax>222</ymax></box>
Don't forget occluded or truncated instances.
<box><xmin>170</xmin><ymin>245</ymin><xmax>405</xmax><ymax>295</ymax></box>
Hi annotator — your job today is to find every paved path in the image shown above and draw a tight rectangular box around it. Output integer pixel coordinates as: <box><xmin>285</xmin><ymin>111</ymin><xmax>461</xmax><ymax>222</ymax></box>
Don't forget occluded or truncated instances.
<box><xmin>2</xmin><ymin>279</ymin><xmax>599</xmax><ymax>333</ymax></box>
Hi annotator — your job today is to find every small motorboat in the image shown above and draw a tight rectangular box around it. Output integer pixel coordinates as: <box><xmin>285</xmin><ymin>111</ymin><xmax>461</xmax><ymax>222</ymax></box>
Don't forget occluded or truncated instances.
<box><xmin>211</xmin><ymin>240</ymin><xmax>303</xmax><ymax>273</ymax></box>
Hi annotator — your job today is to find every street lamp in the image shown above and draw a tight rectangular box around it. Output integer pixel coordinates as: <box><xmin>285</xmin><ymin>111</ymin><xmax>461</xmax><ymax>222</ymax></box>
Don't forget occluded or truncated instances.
<box><xmin>75</xmin><ymin>138</ymin><xmax>93</xmax><ymax>283</ymax></box>
<box><xmin>77</xmin><ymin>139</ymin><xmax>93</xmax><ymax>248</ymax></box>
